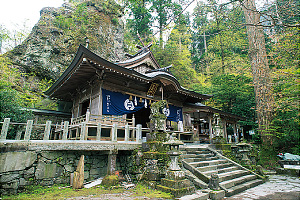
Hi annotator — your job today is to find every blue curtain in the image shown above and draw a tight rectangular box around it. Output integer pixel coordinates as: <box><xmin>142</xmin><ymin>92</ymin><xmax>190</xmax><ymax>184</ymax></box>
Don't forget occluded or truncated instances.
<box><xmin>163</xmin><ymin>104</ymin><xmax>183</xmax><ymax>122</ymax></box>
<box><xmin>102</xmin><ymin>89</ymin><xmax>146</xmax><ymax>115</ymax></box>
<box><xmin>102</xmin><ymin>89</ymin><xmax>183</xmax><ymax>121</ymax></box>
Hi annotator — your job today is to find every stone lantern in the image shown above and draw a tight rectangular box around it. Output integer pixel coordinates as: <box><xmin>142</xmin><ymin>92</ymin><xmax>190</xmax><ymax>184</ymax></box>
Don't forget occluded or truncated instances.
<box><xmin>156</xmin><ymin>133</ymin><xmax>195</xmax><ymax>197</ymax></box>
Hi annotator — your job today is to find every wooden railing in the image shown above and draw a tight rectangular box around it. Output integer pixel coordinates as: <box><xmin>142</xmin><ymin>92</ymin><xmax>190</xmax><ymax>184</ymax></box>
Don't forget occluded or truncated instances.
<box><xmin>70</xmin><ymin>112</ymin><xmax>135</xmax><ymax>127</ymax></box>
<box><xmin>0</xmin><ymin>118</ymin><xmax>143</xmax><ymax>143</ymax></box>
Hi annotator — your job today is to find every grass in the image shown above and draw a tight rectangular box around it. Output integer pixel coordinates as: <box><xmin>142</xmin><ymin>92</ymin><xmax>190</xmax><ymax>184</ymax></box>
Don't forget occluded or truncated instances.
<box><xmin>1</xmin><ymin>183</ymin><xmax>173</xmax><ymax>200</ymax></box>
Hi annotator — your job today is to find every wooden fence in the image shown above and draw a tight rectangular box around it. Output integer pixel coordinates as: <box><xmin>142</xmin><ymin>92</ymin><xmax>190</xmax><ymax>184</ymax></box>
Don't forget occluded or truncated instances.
<box><xmin>0</xmin><ymin>118</ymin><xmax>145</xmax><ymax>143</ymax></box>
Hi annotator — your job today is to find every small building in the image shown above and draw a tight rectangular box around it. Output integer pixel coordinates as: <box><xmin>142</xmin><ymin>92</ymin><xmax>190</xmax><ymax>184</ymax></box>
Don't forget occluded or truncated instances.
<box><xmin>45</xmin><ymin>44</ymin><xmax>244</xmax><ymax>143</ymax></box>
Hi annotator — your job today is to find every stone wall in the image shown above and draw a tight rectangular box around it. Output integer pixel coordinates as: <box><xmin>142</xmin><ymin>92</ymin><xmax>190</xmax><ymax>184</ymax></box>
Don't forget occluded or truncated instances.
<box><xmin>0</xmin><ymin>150</ymin><xmax>132</xmax><ymax>195</ymax></box>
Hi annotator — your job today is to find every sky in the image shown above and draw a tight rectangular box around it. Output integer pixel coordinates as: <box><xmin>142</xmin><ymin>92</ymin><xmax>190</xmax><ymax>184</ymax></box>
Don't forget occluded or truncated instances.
<box><xmin>0</xmin><ymin>0</ymin><xmax>268</xmax><ymax>53</ymax></box>
<box><xmin>0</xmin><ymin>0</ymin><xmax>65</xmax><ymax>31</ymax></box>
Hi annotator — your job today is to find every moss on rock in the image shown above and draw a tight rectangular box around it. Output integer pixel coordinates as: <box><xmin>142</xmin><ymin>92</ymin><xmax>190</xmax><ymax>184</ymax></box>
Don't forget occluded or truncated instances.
<box><xmin>101</xmin><ymin>175</ymin><xmax>119</xmax><ymax>187</ymax></box>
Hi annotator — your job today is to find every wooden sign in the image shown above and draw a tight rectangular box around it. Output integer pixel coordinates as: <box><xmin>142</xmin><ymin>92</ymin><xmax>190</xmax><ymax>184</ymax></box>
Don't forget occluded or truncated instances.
<box><xmin>147</xmin><ymin>83</ymin><xmax>159</xmax><ymax>98</ymax></box>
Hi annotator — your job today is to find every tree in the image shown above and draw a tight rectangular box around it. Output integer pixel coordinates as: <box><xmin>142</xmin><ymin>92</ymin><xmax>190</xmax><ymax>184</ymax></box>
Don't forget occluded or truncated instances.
<box><xmin>208</xmin><ymin>74</ymin><xmax>256</xmax><ymax>125</ymax></box>
<box><xmin>241</xmin><ymin>0</ymin><xmax>274</xmax><ymax>145</ymax></box>
<box><xmin>126</xmin><ymin>0</ymin><xmax>152</xmax><ymax>42</ymax></box>
<box><xmin>150</xmin><ymin>0</ymin><xmax>176</xmax><ymax>47</ymax></box>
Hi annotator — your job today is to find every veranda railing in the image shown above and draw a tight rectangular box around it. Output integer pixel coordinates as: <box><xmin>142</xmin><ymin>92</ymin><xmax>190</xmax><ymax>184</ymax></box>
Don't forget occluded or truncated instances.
<box><xmin>0</xmin><ymin>118</ymin><xmax>143</xmax><ymax>143</ymax></box>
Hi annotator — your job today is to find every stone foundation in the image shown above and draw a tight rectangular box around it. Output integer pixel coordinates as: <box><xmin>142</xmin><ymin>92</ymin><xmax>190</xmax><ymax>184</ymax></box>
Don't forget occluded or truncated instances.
<box><xmin>0</xmin><ymin>150</ymin><xmax>131</xmax><ymax>195</ymax></box>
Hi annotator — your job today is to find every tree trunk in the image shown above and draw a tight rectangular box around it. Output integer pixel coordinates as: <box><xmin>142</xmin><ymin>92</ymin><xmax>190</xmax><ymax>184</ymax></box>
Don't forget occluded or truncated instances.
<box><xmin>241</xmin><ymin>0</ymin><xmax>274</xmax><ymax>144</ymax></box>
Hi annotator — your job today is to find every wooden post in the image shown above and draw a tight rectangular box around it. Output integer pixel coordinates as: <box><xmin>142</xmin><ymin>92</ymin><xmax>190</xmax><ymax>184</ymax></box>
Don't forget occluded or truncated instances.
<box><xmin>15</xmin><ymin>130</ymin><xmax>22</xmax><ymax>140</ymax></box>
<box><xmin>125</xmin><ymin>124</ymin><xmax>129</xmax><ymax>142</ymax></box>
<box><xmin>222</xmin><ymin>120</ymin><xmax>228</xmax><ymax>143</ymax></box>
<box><xmin>111</xmin><ymin>124</ymin><xmax>117</xmax><ymax>142</ymax></box>
<box><xmin>86</xmin><ymin>109</ymin><xmax>90</xmax><ymax>122</ymax></box>
<box><xmin>208</xmin><ymin>115</ymin><xmax>213</xmax><ymax>144</ymax></box>
<box><xmin>233</xmin><ymin>123</ymin><xmax>238</xmax><ymax>143</ymax></box>
<box><xmin>43</xmin><ymin>121</ymin><xmax>52</xmax><ymax>140</ymax></box>
<box><xmin>73</xmin><ymin>155</ymin><xmax>84</xmax><ymax>189</ymax></box>
<box><xmin>0</xmin><ymin>118</ymin><xmax>10</xmax><ymax>140</ymax></box>
<box><xmin>62</xmin><ymin>121</ymin><xmax>69</xmax><ymax>140</ymax></box>
<box><xmin>132</xmin><ymin>114</ymin><xmax>135</xmax><ymax>140</ymax></box>
<box><xmin>136</xmin><ymin>124</ymin><xmax>142</xmax><ymax>143</ymax></box>
<box><xmin>80</xmin><ymin>122</ymin><xmax>87</xmax><ymax>140</ymax></box>
<box><xmin>96</xmin><ymin>123</ymin><xmax>102</xmax><ymax>141</ymax></box>
<box><xmin>24</xmin><ymin>120</ymin><xmax>33</xmax><ymax>140</ymax></box>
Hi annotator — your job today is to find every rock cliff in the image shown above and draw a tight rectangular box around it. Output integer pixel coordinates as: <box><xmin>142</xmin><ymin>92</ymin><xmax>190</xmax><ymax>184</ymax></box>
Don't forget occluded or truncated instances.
<box><xmin>6</xmin><ymin>1</ymin><xmax>126</xmax><ymax>80</ymax></box>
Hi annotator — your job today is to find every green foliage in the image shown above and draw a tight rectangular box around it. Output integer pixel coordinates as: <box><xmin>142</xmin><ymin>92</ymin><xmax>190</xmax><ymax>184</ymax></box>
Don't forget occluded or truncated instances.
<box><xmin>201</xmin><ymin>74</ymin><xmax>256</xmax><ymax>127</ymax></box>
<box><xmin>0</xmin><ymin>56</ymin><xmax>57</xmax><ymax>110</ymax></box>
<box><xmin>2</xmin><ymin>183</ymin><xmax>172</xmax><ymax>199</ymax></box>
<box><xmin>257</xmin><ymin>146</ymin><xmax>279</xmax><ymax>169</ymax></box>
<box><xmin>126</xmin><ymin>0</ymin><xmax>152</xmax><ymax>42</ymax></box>
<box><xmin>52</xmin><ymin>1</ymin><xmax>123</xmax><ymax>57</ymax></box>
<box><xmin>270</xmin><ymin>27</ymin><xmax>300</xmax><ymax>155</ymax></box>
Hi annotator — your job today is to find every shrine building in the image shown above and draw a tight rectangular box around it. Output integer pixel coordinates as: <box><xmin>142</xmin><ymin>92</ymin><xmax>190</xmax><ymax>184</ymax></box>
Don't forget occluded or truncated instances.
<box><xmin>45</xmin><ymin>44</ymin><xmax>245</xmax><ymax>143</ymax></box>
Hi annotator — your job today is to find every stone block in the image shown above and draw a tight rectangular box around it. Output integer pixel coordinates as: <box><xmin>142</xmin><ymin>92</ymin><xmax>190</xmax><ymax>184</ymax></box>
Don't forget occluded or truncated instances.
<box><xmin>19</xmin><ymin>178</ymin><xmax>27</xmax><ymax>186</ymax></box>
<box><xmin>161</xmin><ymin>179</ymin><xmax>192</xmax><ymax>189</ymax></box>
<box><xmin>156</xmin><ymin>185</ymin><xmax>195</xmax><ymax>197</ymax></box>
<box><xmin>84</xmin><ymin>171</ymin><xmax>89</xmax><ymax>180</ymax></box>
<box><xmin>90</xmin><ymin>168</ymin><xmax>100</xmax><ymax>175</ymax></box>
<box><xmin>24</xmin><ymin>167</ymin><xmax>35</xmax><ymax>179</ymax></box>
<box><xmin>209</xmin><ymin>190</ymin><xmax>225</xmax><ymax>200</ymax></box>
<box><xmin>1</xmin><ymin>180</ymin><xmax>19</xmax><ymax>189</ymax></box>
<box><xmin>0</xmin><ymin>152</ymin><xmax>37</xmax><ymax>173</ymax></box>
<box><xmin>40</xmin><ymin>179</ymin><xmax>54</xmax><ymax>186</ymax></box>
<box><xmin>64</xmin><ymin>164</ymin><xmax>74</xmax><ymax>172</ymax></box>
<box><xmin>41</xmin><ymin>152</ymin><xmax>63</xmax><ymax>160</ymax></box>
<box><xmin>165</xmin><ymin>170</ymin><xmax>185</xmax><ymax>180</ymax></box>
<box><xmin>0</xmin><ymin>173</ymin><xmax>20</xmax><ymax>183</ymax></box>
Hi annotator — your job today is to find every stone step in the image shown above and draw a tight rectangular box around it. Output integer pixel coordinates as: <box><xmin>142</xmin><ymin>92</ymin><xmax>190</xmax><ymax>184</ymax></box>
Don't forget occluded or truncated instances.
<box><xmin>183</xmin><ymin>156</ymin><xmax>219</xmax><ymax>163</ymax></box>
<box><xmin>178</xmin><ymin>190</ymin><xmax>210</xmax><ymax>200</ymax></box>
<box><xmin>225</xmin><ymin>179</ymin><xmax>264</xmax><ymax>197</ymax></box>
<box><xmin>181</xmin><ymin>153</ymin><xmax>215</xmax><ymax>159</ymax></box>
<box><xmin>184</xmin><ymin>170</ymin><xmax>208</xmax><ymax>189</ymax></box>
<box><xmin>196</xmin><ymin>162</ymin><xmax>234</xmax><ymax>172</ymax></box>
<box><xmin>220</xmin><ymin>174</ymin><xmax>257</xmax><ymax>189</ymax></box>
<box><xmin>202</xmin><ymin>166</ymin><xmax>239</xmax><ymax>176</ymax></box>
<box><xmin>190</xmin><ymin>159</ymin><xmax>228</xmax><ymax>168</ymax></box>
<box><xmin>218</xmin><ymin>170</ymin><xmax>250</xmax><ymax>182</ymax></box>
<box><xmin>183</xmin><ymin>150</ymin><xmax>212</xmax><ymax>155</ymax></box>
<box><xmin>180</xmin><ymin>147</ymin><xmax>208</xmax><ymax>151</ymax></box>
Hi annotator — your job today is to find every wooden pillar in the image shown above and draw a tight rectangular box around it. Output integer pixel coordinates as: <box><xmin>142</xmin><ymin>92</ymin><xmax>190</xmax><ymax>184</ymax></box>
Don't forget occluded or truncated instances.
<box><xmin>222</xmin><ymin>119</ymin><xmax>227</xmax><ymax>143</ymax></box>
<box><xmin>107</xmin><ymin>150</ymin><xmax>117</xmax><ymax>175</ymax></box>
<box><xmin>111</xmin><ymin>123</ymin><xmax>117</xmax><ymax>142</ymax></box>
<box><xmin>124</xmin><ymin>125</ymin><xmax>129</xmax><ymax>142</ymax></box>
<box><xmin>208</xmin><ymin>115</ymin><xmax>213</xmax><ymax>144</ymax></box>
<box><xmin>136</xmin><ymin>124</ymin><xmax>142</xmax><ymax>143</ymax></box>
<box><xmin>96</xmin><ymin>123</ymin><xmax>102</xmax><ymax>141</ymax></box>
<box><xmin>233</xmin><ymin>123</ymin><xmax>238</xmax><ymax>143</ymax></box>
<box><xmin>62</xmin><ymin>121</ymin><xmax>69</xmax><ymax>140</ymax></box>
<box><xmin>99</xmin><ymin>81</ymin><xmax>103</xmax><ymax>116</ymax></box>
<box><xmin>80</xmin><ymin>122</ymin><xmax>87</xmax><ymax>140</ymax></box>
<box><xmin>0</xmin><ymin>118</ymin><xmax>10</xmax><ymax>140</ymax></box>
<box><xmin>131</xmin><ymin>114</ymin><xmax>135</xmax><ymax>140</ymax></box>
<box><xmin>15</xmin><ymin>130</ymin><xmax>22</xmax><ymax>140</ymax></box>
<box><xmin>24</xmin><ymin>120</ymin><xmax>33</xmax><ymax>140</ymax></box>
<box><xmin>86</xmin><ymin>109</ymin><xmax>90</xmax><ymax>122</ymax></box>
<box><xmin>43</xmin><ymin>121</ymin><xmax>52</xmax><ymax>140</ymax></box>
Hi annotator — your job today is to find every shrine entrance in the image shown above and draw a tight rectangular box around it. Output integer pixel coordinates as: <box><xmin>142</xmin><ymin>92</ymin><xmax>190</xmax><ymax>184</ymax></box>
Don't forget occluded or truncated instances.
<box><xmin>127</xmin><ymin>107</ymin><xmax>151</xmax><ymax>128</ymax></box>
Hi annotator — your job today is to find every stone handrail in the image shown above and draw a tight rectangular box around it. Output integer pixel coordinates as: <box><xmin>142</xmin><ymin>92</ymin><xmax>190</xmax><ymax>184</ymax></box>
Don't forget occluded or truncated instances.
<box><xmin>207</xmin><ymin>146</ymin><xmax>265</xmax><ymax>180</ymax></box>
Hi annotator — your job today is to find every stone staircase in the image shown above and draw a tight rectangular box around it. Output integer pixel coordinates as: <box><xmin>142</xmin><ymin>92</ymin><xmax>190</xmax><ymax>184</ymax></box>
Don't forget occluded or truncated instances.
<box><xmin>180</xmin><ymin>145</ymin><xmax>264</xmax><ymax>197</ymax></box>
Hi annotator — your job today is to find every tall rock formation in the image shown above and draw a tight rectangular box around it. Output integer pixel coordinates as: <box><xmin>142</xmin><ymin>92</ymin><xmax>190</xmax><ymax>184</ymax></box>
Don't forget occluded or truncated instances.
<box><xmin>6</xmin><ymin>1</ymin><xmax>126</xmax><ymax>80</ymax></box>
